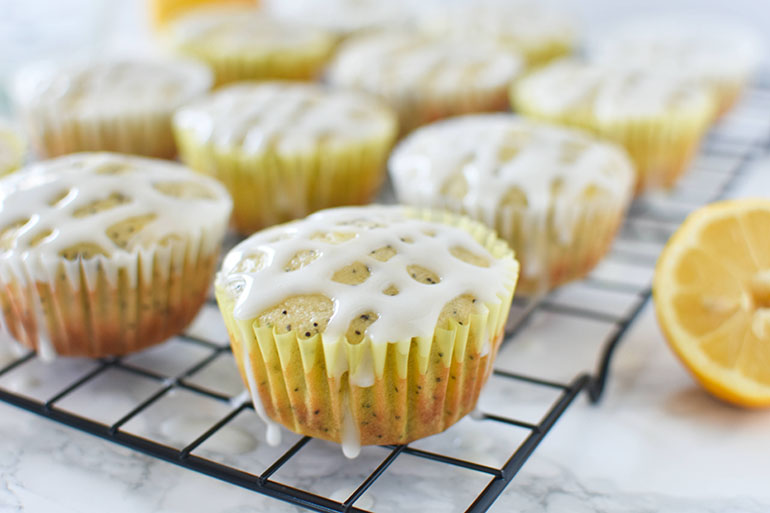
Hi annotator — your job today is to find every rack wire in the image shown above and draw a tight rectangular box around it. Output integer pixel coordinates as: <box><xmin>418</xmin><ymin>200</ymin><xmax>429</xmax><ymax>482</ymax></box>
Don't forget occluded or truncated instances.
<box><xmin>1</xmin><ymin>81</ymin><xmax>770</xmax><ymax>512</ymax></box>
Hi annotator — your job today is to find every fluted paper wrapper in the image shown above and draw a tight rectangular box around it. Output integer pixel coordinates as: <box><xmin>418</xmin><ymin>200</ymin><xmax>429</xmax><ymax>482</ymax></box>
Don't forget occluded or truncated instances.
<box><xmin>0</xmin><ymin>222</ymin><xmax>227</xmax><ymax>359</ymax></box>
<box><xmin>512</xmin><ymin>90</ymin><xmax>714</xmax><ymax>193</ymax></box>
<box><xmin>175</xmin><ymin>128</ymin><xmax>397</xmax><ymax>235</ymax></box>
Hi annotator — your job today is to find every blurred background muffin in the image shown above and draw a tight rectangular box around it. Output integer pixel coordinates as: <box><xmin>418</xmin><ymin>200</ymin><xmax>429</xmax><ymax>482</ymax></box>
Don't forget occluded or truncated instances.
<box><xmin>589</xmin><ymin>17</ymin><xmax>762</xmax><ymax>118</ymax></box>
<box><xmin>327</xmin><ymin>31</ymin><xmax>524</xmax><ymax>134</ymax></box>
<box><xmin>173</xmin><ymin>81</ymin><xmax>397</xmax><ymax>234</ymax></box>
<box><xmin>389</xmin><ymin>114</ymin><xmax>634</xmax><ymax>293</ymax></box>
<box><xmin>511</xmin><ymin>59</ymin><xmax>715</xmax><ymax>192</ymax></box>
<box><xmin>417</xmin><ymin>0</ymin><xmax>574</xmax><ymax>68</ymax></box>
<box><xmin>11</xmin><ymin>58</ymin><xmax>212</xmax><ymax>158</ymax></box>
<box><xmin>264</xmin><ymin>0</ymin><xmax>410</xmax><ymax>42</ymax></box>
<box><xmin>164</xmin><ymin>6</ymin><xmax>335</xmax><ymax>86</ymax></box>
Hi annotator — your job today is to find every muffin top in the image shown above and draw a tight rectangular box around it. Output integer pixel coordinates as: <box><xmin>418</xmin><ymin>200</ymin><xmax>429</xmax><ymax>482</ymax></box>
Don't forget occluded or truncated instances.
<box><xmin>173</xmin><ymin>82</ymin><xmax>398</xmax><ymax>154</ymax></box>
<box><xmin>0</xmin><ymin>122</ymin><xmax>23</xmax><ymax>175</ymax></box>
<box><xmin>167</xmin><ymin>7</ymin><xmax>334</xmax><ymax>55</ymax></box>
<box><xmin>218</xmin><ymin>205</ymin><xmax>518</xmax><ymax>345</ymax></box>
<box><xmin>0</xmin><ymin>153</ymin><xmax>231</xmax><ymax>261</ymax></box>
<box><xmin>418</xmin><ymin>1</ymin><xmax>573</xmax><ymax>62</ymax></box>
<box><xmin>389</xmin><ymin>114</ymin><xmax>634</xmax><ymax>221</ymax></box>
<box><xmin>327</xmin><ymin>32</ymin><xmax>524</xmax><ymax>97</ymax></box>
<box><xmin>12</xmin><ymin>59</ymin><xmax>212</xmax><ymax>116</ymax></box>
<box><xmin>513</xmin><ymin>59</ymin><xmax>714</xmax><ymax>122</ymax></box>
<box><xmin>590</xmin><ymin>18</ymin><xmax>762</xmax><ymax>83</ymax></box>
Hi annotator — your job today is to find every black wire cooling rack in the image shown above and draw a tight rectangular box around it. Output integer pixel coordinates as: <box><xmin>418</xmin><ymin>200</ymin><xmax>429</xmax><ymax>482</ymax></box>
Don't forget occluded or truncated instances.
<box><xmin>1</xmin><ymin>82</ymin><xmax>770</xmax><ymax>513</ymax></box>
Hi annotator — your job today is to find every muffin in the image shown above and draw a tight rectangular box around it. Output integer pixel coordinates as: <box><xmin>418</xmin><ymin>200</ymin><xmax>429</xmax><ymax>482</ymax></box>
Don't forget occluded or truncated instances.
<box><xmin>326</xmin><ymin>32</ymin><xmax>524</xmax><ymax>134</ymax></box>
<box><xmin>589</xmin><ymin>18</ymin><xmax>762</xmax><ymax>117</ymax></box>
<box><xmin>511</xmin><ymin>59</ymin><xmax>715</xmax><ymax>192</ymax></box>
<box><xmin>0</xmin><ymin>122</ymin><xmax>24</xmax><ymax>176</ymax></box>
<box><xmin>418</xmin><ymin>1</ymin><xmax>574</xmax><ymax>67</ymax></box>
<box><xmin>149</xmin><ymin>0</ymin><xmax>258</xmax><ymax>28</ymax></box>
<box><xmin>0</xmin><ymin>152</ymin><xmax>232</xmax><ymax>360</ymax></box>
<box><xmin>11</xmin><ymin>59</ymin><xmax>212</xmax><ymax>159</ymax></box>
<box><xmin>389</xmin><ymin>115</ymin><xmax>634</xmax><ymax>294</ymax></box>
<box><xmin>215</xmin><ymin>205</ymin><xmax>518</xmax><ymax>455</ymax></box>
<box><xmin>165</xmin><ymin>6</ymin><xmax>335</xmax><ymax>86</ymax></box>
<box><xmin>173</xmin><ymin>81</ymin><xmax>398</xmax><ymax>234</ymax></box>
<box><xmin>265</xmin><ymin>0</ymin><xmax>409</xmax><ymax>40</ymax></box>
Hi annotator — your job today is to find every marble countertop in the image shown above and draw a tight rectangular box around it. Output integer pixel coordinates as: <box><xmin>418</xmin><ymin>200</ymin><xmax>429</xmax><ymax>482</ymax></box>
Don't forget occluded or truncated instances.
<box><xmin>3</xmin><ymin>3</ymin><xmax>770</xmax><ymax>512</ymax></box>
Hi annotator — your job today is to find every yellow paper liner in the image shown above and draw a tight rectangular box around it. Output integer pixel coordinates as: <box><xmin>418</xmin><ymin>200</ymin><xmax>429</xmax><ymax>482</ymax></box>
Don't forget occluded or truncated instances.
<box><xmin>491</xmin><ymin>199</ymin><xmax>627</xmax><ymax>295</ymax></box>
<box><xmin>0</xmin><ymin>125</ymin><xmax>24</xmax><ymax>176</ymax></box>
<box><xmin>511</xmin><ymin>86</ymin><xmax>714</xmax><ymax>193</ymax></box>
<box><xmin>388</xmin><ymin>86</ymin><xmax>512</xmax><ymax>136</ymax></box>
<box><xmin>0</xmin><ymin>227</ymin><xmax>224</xmax><ymax>359</ymax></box>
<box><xmin>20</xmin><ymin>108</ymin><xmax>186</xmax><ymax>160</ymax></box>
<box><xmin>175</xmin><ymin>128</ymin><xmax>397</xmax><ymax>235</ymax></box>
<box><xmin>174</xmin><ymin>40</ymin><xmax>334</xmax><ymax>87</ymax></box>
<box><xmin>215</xmin><ymin>209</ymin><xmax>518</xmax><ymax>446</ymax></box>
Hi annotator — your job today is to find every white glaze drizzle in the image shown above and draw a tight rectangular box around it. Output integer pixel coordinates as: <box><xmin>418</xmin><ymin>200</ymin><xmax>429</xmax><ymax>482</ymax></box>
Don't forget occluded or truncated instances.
<box><xmin>12</xmin><ymin>59</ymin><xmax>212</xmax><ymax>116</ymax></box>
<box><xmin>0</xmin><ymin>153</ymin><xmax>231</xmax><ymax>261</ymax></box>
<box><xmin>419</xmin><ymin>0</ymin><xmax>573</xmax><ymax>53</ymax></box>
<box><xmin>590</xmin><ymin>17</ymin><xmax>763</xmax><ymax>84</ymax></box>
<box><xmin>327</xmin><ymin>32</ymin><xmax>523</xmax><ymax>97</ymax></box>
<box><xmin>219</xmin><ymin>205</ymin><xmax>516</xmax><ymax>346</ymax></box>
<box><xmin>238</xmin><ymin>321</ymin><xmax>282</xmax><ymax>447</ymax></box>
<box><xmin>173</xmin><ymin>82</ymin><xmax>397</xmax><ymax>155</ymax></box>
<box><xmin>340</xmin><ymin>388</ymin><xmax>361</xmax><ymax>459</ymax></box>
<box><xmin>515</xmin><ymin>59</ymin><xmax>712</xmax><ymax>121</ymax></box>
<box><xmin>389</xmin><ymin>114</ymin><xmax>634</xmax><ymax>238</ymax></box>
<box><xmin>169</xmin><ymin>6</ymin><xmax>332</xmax><ymax>51</ymax></box>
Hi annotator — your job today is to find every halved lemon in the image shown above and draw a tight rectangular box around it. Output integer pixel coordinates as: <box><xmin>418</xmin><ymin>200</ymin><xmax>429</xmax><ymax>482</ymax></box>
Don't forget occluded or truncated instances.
<box><xmin>653</xmin><ymin>198</ymin><xmax>770</xmax><ymax>407</ymax></box>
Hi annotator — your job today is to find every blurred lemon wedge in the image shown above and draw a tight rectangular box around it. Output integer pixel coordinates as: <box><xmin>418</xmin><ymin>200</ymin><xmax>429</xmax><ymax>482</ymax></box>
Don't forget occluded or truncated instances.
<box><xmin>654</xmin><ymin>198</ymin><xmax>770</xmax><ymax>407</ymax></box>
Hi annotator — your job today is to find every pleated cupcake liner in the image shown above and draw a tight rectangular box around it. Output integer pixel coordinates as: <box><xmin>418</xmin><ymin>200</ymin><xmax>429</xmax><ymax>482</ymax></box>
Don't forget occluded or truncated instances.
<box><xmin>512</xmin><ymin>91</ymin><xmax>714</xmax><ymax>193</ymax></box>
<box><xmin>175</xmin><ymin>129</ymin><xmax>397</xmax><ymax>235</ymax></box>
<box><xmin>0</xmin><ymin>123</ymin><xmax>24</xmax><ymax>176</ymax></box>
<box><xmin>0</xmin><ymin>222</ymin><xmax>227</xmax><ymax>360</ymax></box>
<box><xmin>215</xmin><ymin>209</ymin><xmax>518</xmax><ymax>446</ymax></box>
<box><xmin>390</xmin><ymin>86</ymin><xmax>512</xmax><ymax>136</ymax></box>
<box><xmin>402</xmin><ymin>195</ymin><xmax>629</xmax><ymax>295</ymax></box>
<box><xmin>177</xmin><ymin>45</ymin><xmax>335</xmax><ymax>87</ymax></box>
<box><xmin>17</xmin><ymin>107</ymin><xmax>188</xmax><ymax>160</ymax></box>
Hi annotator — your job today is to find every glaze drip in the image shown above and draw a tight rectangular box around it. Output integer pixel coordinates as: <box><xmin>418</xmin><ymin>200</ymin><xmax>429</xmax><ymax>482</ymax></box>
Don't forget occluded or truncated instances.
<box><xmin>219</xmin><ymin>205</ymin><xmax>517</xmax><ymax>345</ymax></box>
<box><xmin>173</xmin><ymin>82</ymin><xmax>397</xmax><ymax>155</ymax></box>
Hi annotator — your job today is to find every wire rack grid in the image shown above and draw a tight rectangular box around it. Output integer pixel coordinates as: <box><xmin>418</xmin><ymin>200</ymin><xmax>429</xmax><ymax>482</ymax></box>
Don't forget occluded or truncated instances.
<box><xmin>1</xmin><ymin>81</ymin><xmax>770</xmax><ymax>513</ymax></box>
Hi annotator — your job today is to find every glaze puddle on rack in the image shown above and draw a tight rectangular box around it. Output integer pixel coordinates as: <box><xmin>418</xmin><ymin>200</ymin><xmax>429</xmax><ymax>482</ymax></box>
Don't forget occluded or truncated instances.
<box><xmin>1</xmin><ymin>80</ymin><xmax>770</xmax><ymax>512</ymax></box>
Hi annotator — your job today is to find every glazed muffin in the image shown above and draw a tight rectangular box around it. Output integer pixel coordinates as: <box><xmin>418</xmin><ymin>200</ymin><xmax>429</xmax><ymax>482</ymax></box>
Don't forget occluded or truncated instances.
<box><xmin>512</xmin><ymin>59</ymin><xmax>715</xmax><ymax>192</ymax></box>
<box><xmin>0</xmin><ymin>122</ymin><xmax>24</xmax><ymax>176</ymax></box>
<box><xmin>418</xmin><ymin>1</ymin><xmax>574</xmax><ymax>67</ymax></box>
<box><xmin>389</xmin><ymin>115</ymin><xmax>634</xmax><ymax>293</ymax></box>
<box><xmin>173</xmin><ymin>81</ymin><xmax>398</xmax><ymax>234</ymax></box>
<box><xmin>149</xmin><ymin>0</ymin><xmax>258</xmax><ymax>28</ymax></box>
<box><xmin>165</xmin><ymin>6</ymin><xmax>335</xmax><ymax>85</ymax></box>
<box><xmin>215</xmin><ymin>205</ymin><xmax>518</xmax><ymax>455</ymax></box>
<box><xmin>326</xmin><ymin>32</ymin><xmax>524</xmax><ymax>134</ymax></box>
<box><xmin>11</xmin><ymin>59</ymin><xmax>212</xmax><ymax>159</ymax></box>
<box><xmin>589</xmin><ymin>18</ymin><xmax>762</xmax><ymax>117</ymax></box>
<box><xmin>265</xmin><ymin>0</ymin><xmax>408</xmax><ymax>40</ymax></box>
<box><xmin>0</xmin><ymin>153</ymin><xmax>232</xmax><ymax>360</ymax></box>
